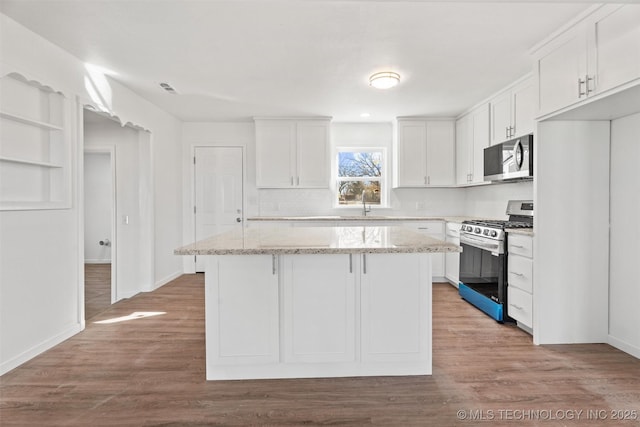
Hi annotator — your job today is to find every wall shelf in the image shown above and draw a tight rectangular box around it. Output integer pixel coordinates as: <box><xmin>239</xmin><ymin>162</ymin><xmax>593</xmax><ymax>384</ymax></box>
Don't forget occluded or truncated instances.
<box><xmin>0</xmin><ymin>73</ymin><xmax>71</xmax><ymax>210</ymax></box>
<box><xmin>0</xmin><ymin>156</ymin><xmax>63</xmax><ymax>168</ymax></box>
<box><xmin>0</xmin><ymin>110</ymin><xmax>63</xmax><ymax>131</ymax></box>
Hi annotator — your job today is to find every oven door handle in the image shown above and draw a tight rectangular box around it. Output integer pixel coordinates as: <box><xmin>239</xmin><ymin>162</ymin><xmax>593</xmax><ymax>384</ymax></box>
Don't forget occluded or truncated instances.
<box><xmin>460</xmin><ymin>234</ymin><xmax>502</xmax><ymax>254</ymax></box>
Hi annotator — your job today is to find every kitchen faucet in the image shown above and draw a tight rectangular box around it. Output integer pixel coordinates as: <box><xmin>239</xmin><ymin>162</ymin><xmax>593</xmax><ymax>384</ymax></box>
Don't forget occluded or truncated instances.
<box><xmin>362</xmin><ymin>189</ymin><xmax>371</xmax><ymax>216</ymax></box>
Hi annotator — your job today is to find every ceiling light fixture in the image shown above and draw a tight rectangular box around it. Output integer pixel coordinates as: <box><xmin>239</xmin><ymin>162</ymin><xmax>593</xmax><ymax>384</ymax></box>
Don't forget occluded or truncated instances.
<box><xmin>369</xmin><ymin>72</ymin><xmax>400</xmax><ymax>89</ymax></box>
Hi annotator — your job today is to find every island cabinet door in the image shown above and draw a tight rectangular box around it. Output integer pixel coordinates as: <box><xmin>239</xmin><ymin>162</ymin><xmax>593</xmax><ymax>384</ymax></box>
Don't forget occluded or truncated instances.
<box><xmin>360</xmin><ymin>253</ymin><xmax>432</xmax><ymax>364</ymax></box>
<box><xmin>282</xmin><ymin>254</ymin><xmax>356</xmax><ymax>363</ymax></box>
<box><xmin>206</xmin><ymin>255</ymin><xmax>279</xmax><ymax>367</ymax></box>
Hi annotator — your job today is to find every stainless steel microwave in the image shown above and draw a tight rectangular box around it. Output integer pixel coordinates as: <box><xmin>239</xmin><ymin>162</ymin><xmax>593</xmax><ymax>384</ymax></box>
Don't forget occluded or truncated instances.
<box><xmin>484</xmin><ymin>134</ymin><xmax>533</xmax><ymax>182</ymax></box>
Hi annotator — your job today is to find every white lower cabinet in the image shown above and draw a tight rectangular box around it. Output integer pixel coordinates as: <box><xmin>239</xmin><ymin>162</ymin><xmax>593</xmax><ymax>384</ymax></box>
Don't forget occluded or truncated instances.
<box><xmin>507</xmin><ymin>234</ymin><xmax>534</xmax><ymax>332</ymax></box>
<box><xmin>283</xmin><ymin>254</ymin><xmax>356</xmax><ymax>363</ymax></box>
<box><xmin>361</xmin><ymin>253</ymin><xmax>431</xmax><ymax>365</ymax></box>
<box><xmin>444</xmin><ymin>222</ymin><xmax>461</xmax><ymax>287</ymax></box>
<box><xmin>205</xmin><ymin>255</ymin><xmax>280</xmax><ymax>369</ymax></box>
<box><xmin>404</xmin><ymin>221</ymin><xmax>445</xmax><ymax>279</ymax></box>
<box><xmin>204</xmin><ymin>252</ymin><xmax>432</xmax><ymax>379</ymax></box>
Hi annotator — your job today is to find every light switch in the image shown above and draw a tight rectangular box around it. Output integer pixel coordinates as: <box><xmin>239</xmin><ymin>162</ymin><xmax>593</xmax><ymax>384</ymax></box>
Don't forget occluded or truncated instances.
<box><xmin>123</xmin><ymin>215</ymin><xmax>129</xmax><ymax>225</ymax></box>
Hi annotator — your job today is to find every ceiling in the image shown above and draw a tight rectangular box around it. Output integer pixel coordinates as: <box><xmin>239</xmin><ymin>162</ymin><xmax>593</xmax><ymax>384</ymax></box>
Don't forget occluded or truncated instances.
<box><xmin>0</xmin><ymin>1</ymin><xmax>600</xmax><ymax>122</ymax></box>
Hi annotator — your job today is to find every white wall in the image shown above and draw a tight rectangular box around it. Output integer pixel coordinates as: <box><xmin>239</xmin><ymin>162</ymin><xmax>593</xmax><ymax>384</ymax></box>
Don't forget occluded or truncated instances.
<box><xmin>84</xmin><ymin>152</ymin><xmax>112</xmax><ymax>263</ymax></box>
<box><xmin>534</xmin><ymin>120</ymin><xmax>610</xmax><ymax>345</ymax></box>
<box><xmin>608</xmin><ymin>112</ymin><xmax>640</xmax><ymax>358</ymax></box>
<box><xmin>464</xmin><ymin>181</ymin><xmax>533</xmax><ymax>219</ymax></box>
<box><xmin>0</xmin><ymin>13</ymin><xmax>183</xmax><ymax>375</ymax></box>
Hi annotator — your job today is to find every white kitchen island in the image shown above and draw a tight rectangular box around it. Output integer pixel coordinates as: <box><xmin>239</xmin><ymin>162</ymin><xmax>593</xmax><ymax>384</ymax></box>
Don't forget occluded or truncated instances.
<box><xmin>175</xmin><ymin>225</ymin><xmax>460</xmax><ymax>380</ymax></box>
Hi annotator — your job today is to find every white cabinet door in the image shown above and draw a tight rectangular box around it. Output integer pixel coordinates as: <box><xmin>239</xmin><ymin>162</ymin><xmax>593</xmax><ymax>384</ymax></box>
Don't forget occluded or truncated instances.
<box><xmin>256</xmin><ymin>121</ymin><xmax>295</xmax><ymax>188</ymax></box>
<box><xmin>490</xmin><ymin>91</ymin><xmax>512</xmax><ymax>146</ymax></box>
<box><xmin>206</xmin><ymin>255</ymin><xmax>279</xmax><ymax>369</ymax></box>
<box><xmin>455</xmin><ymin>114</ymin><xmax>471</xmax><ymax>185</ymax></box>
<box><xmin>283</xmin><ymin>254</ymin><xmax>356</xmax><ymax>363</ymax></box>
<box><xmin>512</xmin><ymin>78</ymin><xmax>535</xmax><ymax>138</ymax></box>
<box><xmin>404</xmin><ymin>221</ymin><xmax>445</xmax><ymax>278</ymax></box>
<box><xmin>537</xmin><ymin>26</ymin><xmax>589</xmax><ymax>116</ymax></box>
<box><xmin>361</xmin><ymin>253</ymin><xmax>431</xmax><ymax>364</ymax></box>
<box><xmin>471</xmin><ymin>104</ymin><xmax>490</xmax><ymax>184</ymax></box>
<box><xmin>296</xmin><ymin>121</ymin><xmax>329</xmax><ymax>188</ymax></box>
<box><xmin>396</xmin><ymin>120</ymin><xmax>428</xmax><ymax>186</ymax></box>
<box><xmin>490</xmin><ymin>77</ymin><xmax>535</xmax><ymax>146</ymax></box>
<box><xmin>426</xmin><ymin>121</ymin><xmax>455</xmax><ymax>186</ymax></box>
<box><xmin>593</xmin><ymin>5</ymin><xmax>640</xmax><ymax>95</ymax></box>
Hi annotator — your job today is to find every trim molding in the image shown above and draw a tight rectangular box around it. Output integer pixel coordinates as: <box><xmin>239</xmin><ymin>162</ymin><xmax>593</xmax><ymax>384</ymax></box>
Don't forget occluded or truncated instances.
<box><xmin>0</xmin><ymin>323</ymin><xmax>82</xmax><ymax>376</ymax></box>
<box><xmin>152</xmin><ymin>271</ymin><xmax>183</xmax><ymax>291</ymax></box>
<box><xmin>608</xmin><ymin>335</ymin><xmax>640</xmax><ymax>360</ymax></box>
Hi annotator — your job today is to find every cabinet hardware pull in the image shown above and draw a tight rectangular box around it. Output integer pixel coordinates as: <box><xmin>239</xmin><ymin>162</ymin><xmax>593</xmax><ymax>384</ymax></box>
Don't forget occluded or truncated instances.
<box><xmin>509</xmin><ymin>126</ymin><xmax>515</xmax><ymax>137</ymax></box>
<box><xmin>586</xmin><ymin>75</ymin><xmax>595</xmax><ymax>94</ymax></box>
<box><xmin>506</xmin><ymin>126</ymin><xmax>510</xmax><ymax>138</ymax></box>
<box><xmin>511</xmin><ymin>244</ymin><xmax>524</xmax><ymax>248</ymax></box>
<box><xmin>363</xmin><ymin>254</ymin><xmax>367</xmax><ymax>274</ymax></box>
<box><xmin>349</xmin><ymin>254</ymin><xmax>352</xmax><ymax>273</ymax></box>
<box><xmin>512</xmin><ymin>272</ymin><xmax>525</xmax><ymax>277</ymax></box>
<box><xmin>296</xmin><ymin>176</ymin><xmax>300</xmax><ymax>186</ymax></box>
<box><xmin>577</xmin><ymin>77</ymin><xmax>586</xmax><ymax>98</ymax></box>
<box><xmin>510</xmin><ymin>303</ymin><xmax>523</xmax><ymax>310</ymax></box>
<box><xmin>290</xmin><ymin>176</ymin><xmax>294</xmax><ymax>186</ymax></box>
<box><xmin>272</xmin><ymin>255</ymin><xmax>277</xmax><ymax>275</ymax></box>
<box><xmin>427</xmin><ymin>176</ymin><xmax>430</xmax><ymax>185</ymax></box>
<box><xmin>424</xmin><ymin>176</ymin><xmax>427</xmax><ymax>185</ymax></box>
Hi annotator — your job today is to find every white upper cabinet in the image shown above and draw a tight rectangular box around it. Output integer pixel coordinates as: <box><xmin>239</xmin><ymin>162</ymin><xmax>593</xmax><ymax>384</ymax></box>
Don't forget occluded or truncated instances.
<box><xmin>534</xmin><ymin>4</ymin><xmax>640</xmax><ymax>117</ymax></box>
<box><xmin>393</xmin><ymin>119</ymin><xmax>455</xmax><ymax>187</ymax></box>
<box><xmin>490</xmin><ymin>76</ymin><xmax>535</xmax><ymax>145</ymax></box>
<box><xmin>456</xmin><ymin>104</ymin><xmax>490</xmax><ymax>186</ymax></box>
<box><xmin>255</xmin><ymin>118</ymin><xmax>330</xmax><ymax>188</ymax></box>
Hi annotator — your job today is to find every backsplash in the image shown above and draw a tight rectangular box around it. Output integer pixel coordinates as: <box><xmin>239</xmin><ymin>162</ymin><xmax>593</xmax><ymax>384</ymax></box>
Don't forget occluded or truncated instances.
<box><xmin>464</xmin><ymin>180</ymin><xmax>533</xmax><ymax>219</ymax></box>
<box><xmin>257</xmin><ymin>182</ymin><xmax>532</xmax><ymax>218</ymax></box>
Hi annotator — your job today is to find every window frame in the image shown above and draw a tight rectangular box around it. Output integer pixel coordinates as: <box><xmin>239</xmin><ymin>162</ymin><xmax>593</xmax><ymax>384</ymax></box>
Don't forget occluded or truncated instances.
<box><xmin>334</xmin><ymin>146</ymin><xmax>388</xmax><ymax>209</ymax></box>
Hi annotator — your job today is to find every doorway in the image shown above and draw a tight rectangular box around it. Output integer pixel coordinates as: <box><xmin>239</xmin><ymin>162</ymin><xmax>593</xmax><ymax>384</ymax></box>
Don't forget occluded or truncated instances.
<box><xmin>194</xmin><ymin>146</ymin><xmax>244</xmax><ymax>272</ymax></box>
<box><xmin>83</xmin><ymin>149</ymin><xmax>116</xmax><ymax>319</ymax></box>
<box><xmin>82</xmin><ymin>108</ymin><xmax>154</xmax><ymax>317</ymax></box>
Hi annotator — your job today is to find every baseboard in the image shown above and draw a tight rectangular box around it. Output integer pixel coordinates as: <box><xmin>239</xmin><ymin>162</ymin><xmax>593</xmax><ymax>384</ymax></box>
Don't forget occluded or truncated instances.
<box><xmin>84</xmin><ymin>259</ymin><xmax>111</xmax><ymax>264</ymax></box>
<box><xmin>151</xmin><ymin>270</ymin><xmax>183</xmax><ymax>291</ymax></box>
<box><xmin>608</xmin><ymin>335</ymin><xmax>640</xmax><ymax>359</ymax></box>
<box><xmin>0</xmin><ymin>323</ymin><xmax>82</xmax><ymax>376</ymax></box>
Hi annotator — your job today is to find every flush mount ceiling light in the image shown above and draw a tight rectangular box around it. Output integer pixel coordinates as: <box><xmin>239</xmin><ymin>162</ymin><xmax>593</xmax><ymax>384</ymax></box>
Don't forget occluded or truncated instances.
<box><xmin>369</xmin><ymin>72</ymin><xmax>400</xmax><ymax>89</ymax></box>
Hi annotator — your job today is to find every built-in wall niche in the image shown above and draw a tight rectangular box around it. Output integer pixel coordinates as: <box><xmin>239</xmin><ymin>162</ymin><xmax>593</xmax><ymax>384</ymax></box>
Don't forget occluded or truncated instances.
<box><xmin>0</xmin><ymin>73</ymin><xmax>71</xmax><ymax>210</ymax></box>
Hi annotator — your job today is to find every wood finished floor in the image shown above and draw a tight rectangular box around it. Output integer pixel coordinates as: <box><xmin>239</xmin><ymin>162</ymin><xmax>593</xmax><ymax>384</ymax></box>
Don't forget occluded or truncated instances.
<box><xmin>1</xmin><ymin>276</ymin><xmax>639</xmax><ymax>426</ymax></box>
<box><xmin>84</xmin><ymin>263</ymin><xmax>112</xmax><ymax>320</ymax></box>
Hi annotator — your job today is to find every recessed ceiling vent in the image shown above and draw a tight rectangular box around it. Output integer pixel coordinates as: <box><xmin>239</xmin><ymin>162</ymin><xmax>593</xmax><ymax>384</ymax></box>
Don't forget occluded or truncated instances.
<box><xmin>159</xmin><ymin>82</ymin><xmax>178</xmax><ymax>94</ymax></box>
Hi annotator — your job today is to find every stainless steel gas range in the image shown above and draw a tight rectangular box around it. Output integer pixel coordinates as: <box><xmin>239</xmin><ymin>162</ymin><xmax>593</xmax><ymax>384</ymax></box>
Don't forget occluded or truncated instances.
<box><xmin>458</xmin><ymin>200</ymin><xmax>533</xmax><ymax>322</ymax></box>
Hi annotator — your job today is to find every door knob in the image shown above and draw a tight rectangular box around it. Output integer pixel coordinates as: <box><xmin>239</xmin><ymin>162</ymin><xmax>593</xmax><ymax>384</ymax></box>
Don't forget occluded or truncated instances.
<box><xmin>236</xmin><ymin>218</ymin><xmax>242</xmax><ymax>223</ymax></box>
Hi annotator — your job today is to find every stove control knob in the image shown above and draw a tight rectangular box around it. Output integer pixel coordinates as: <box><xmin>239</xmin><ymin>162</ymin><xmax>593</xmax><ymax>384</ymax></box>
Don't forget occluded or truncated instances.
<box><xmin>490</xmin><ymin>230</ymin><xmax>498</xmax><ymax>237</ymax></box>
<box><xmin>483</xmin><ymin>230</ymin><xmax>490</xmax><ymax>236</ymax></box>
<box><xmin>474</xmin><ymin>227</ymin><xmax>481</xmax><ymax>234</ymax></box>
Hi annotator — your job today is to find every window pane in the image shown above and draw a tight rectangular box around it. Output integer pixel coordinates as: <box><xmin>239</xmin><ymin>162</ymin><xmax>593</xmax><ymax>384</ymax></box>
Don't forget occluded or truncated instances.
<box><xmin>337</xmin><ymin>180</ymin><xmax>381</xmax><ymax>205</ymax></box>
<box><xmin>338</xmin><ymin>152</ymin><xmax>382</xmax><ymax>178</ymax></box>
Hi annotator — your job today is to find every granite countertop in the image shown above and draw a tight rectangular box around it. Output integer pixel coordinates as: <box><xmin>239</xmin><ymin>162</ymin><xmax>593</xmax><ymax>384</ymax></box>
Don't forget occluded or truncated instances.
<box><xmin>175</xmin><ymin>226</ymin><xmax>462</xmax><ymax>256</ymax></box>
<box><xmin>506</xmin><ymin>228</ymin><xmax>535</xmax><ymax>237</ymax></box>
<box><xmin>246</xmin><ymin>215</ymin><xmax>487</xmax><ymax>223</ymax></box>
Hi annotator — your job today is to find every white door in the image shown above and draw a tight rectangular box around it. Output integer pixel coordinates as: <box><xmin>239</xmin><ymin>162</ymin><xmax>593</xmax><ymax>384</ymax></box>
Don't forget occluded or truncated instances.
<box><xmin>195</xmin><ymin>147</ymin><xmax>243</xmax><ymax>272</ymax></box>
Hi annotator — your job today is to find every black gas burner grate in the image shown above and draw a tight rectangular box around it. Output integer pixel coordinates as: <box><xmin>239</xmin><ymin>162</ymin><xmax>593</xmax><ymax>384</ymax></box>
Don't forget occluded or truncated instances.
<box><xmin>463</xmin><ymin>219</ymin><xmax>533</xmax><ymax>230</ymax></box>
